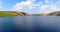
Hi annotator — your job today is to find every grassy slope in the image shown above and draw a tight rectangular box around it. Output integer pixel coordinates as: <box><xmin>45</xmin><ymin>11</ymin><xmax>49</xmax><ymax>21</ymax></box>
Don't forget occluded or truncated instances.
<box><xmin>30</xmin><ymin>11</ymin><xmax>60</xmax><ymax>16</ymax></box>
<box><xmin>47</xmin><ymin>11</ymin><xmax>60</xmax><ymax>16</ymax></box>
<box><xmin>0</xmin><ymin>11</ymin><xmax>30</xmax><ymax>17</ymax></box>
<box><xmin>0</xmin><ymin>11</ymin><xmax>60</xmax><ymax>16</ymax></box>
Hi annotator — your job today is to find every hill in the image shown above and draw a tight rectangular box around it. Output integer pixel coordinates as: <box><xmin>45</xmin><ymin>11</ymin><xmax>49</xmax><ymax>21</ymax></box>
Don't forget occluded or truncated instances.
<box><xmin>47</xmin><ymin>11</ymin><xmax>60</xmax><ymax>16</ymax></box>
<box><xmin>0</xmin><ymin>11</ymin><xmax>30</xmax><ymax>17</ymax></box>
<box><xmin>30</xmin><ymin>14</ymin><xmax>43</xmax><ymax>16</ymax></box>
<box><xmin>1</xmin><ymin>11</ymin><xmax>60</xmax><ymax>16</ymax></box>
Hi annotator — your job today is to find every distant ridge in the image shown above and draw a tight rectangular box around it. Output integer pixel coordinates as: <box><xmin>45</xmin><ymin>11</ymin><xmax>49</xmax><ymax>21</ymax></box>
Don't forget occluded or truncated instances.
<box><xmin>47</xmin><ymin>11</ymin><xmax>60</xmax><ymax>16</ymax></box>
<box><xmin>0</xmin><ymin>11</ymin><xmax>60</xmax><ymax>17</ymax></box>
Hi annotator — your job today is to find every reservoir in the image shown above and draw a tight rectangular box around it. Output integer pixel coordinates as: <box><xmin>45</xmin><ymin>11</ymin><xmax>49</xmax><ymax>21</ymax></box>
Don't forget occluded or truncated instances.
<box><xmin>0</xmin><ymin>16</ymin><xmax>60</xmax><ymax>32</ymax></box>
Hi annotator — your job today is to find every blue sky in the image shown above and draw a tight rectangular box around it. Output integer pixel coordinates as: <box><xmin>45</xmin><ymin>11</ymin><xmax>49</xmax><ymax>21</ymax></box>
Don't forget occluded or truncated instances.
<box><xmin>0</xmin><ymin>0</ymin><xmax>60</xmax><ymax>14</ymax></box>
<box><xmin>1</xmin><ymin>0</ymin><xmax>26</xmax><ymax>10</ymax></box>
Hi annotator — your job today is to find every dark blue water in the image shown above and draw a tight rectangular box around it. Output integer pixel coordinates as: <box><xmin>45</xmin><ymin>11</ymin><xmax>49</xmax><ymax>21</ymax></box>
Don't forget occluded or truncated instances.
<box><xmin>0</xmin><ymin>16</ymin><xmax>60</xmax><ymax>32</ymax></box>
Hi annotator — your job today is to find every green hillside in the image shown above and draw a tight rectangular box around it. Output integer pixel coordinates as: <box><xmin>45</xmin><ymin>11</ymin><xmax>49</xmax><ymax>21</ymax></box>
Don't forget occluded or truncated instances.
<box><xmin>0</xmin><ymin>11</ymin><xmax>30</xmax><ymax>17</ymax></box>
<box><xmin>30</xmin><ymin>11</ymin><xmax>60</xmax><ymax>16</ymax></box>
<box><xmin>47</xmin><ymin>11</ymin><xmax>60</xmax><ymax>16</ymax></box>
<box><xmin>0</xmin><ymin>11</ymin><xmax>60</xmax><ymax>16</ymax></box>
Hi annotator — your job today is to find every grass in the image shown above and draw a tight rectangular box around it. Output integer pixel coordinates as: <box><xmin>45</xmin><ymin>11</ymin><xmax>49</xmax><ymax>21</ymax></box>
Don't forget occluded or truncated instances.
<box><xmin>0</xmin><ymin>11</ymin><xmax>29</xmax><ymax>17</ymax></box>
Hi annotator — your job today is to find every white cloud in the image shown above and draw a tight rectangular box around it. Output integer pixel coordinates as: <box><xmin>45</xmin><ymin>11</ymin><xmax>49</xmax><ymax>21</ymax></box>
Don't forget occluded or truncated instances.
<box><xmin>40</xmin><ymin>5</ymin><xmax>49</xmax><ymax>11</ymax></box>
<box><xmin>11</xmin><ymin>0</ymin><xmax>60</xmax><ymax>14</ymax></box>
<box><xmin>0</xmin><ymin>5</ymin><xmax>2</xmax><ymax>9</ymax></box>
<box><xmin>11</xmin><ymin>0</ymin><xmax>41</xmax><ymax>11</ymax></box>
<box><xmin>40</xmin><ymin>4</ymin><xmax>60</xmax><ymax>14</ymax></box>
<box><xmin>11</xmin><ymin>1</ymin><xmax>32</xmax><ymax>10</ymax></box>
<box><xmin>49</xmin><ymin>4</ymin><xmax>59</xmax><ymax>11</ymax></box>
<box><xmin>11</xmin><ymin>0</ymin><xmax>42</xmax><ymax>13</ymax></box>
<box><xmin>27</xmin><ymin>0</ymin><xmax>35</xmax><ymax>2</ymax></box>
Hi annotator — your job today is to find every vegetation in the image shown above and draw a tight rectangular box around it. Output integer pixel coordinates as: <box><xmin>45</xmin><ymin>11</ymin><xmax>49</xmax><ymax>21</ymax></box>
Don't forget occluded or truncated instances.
<box><xmin>47</xmin><ymin>11</ymin><xmax>60</xmax><ymax>16</ymax></box>
<box><xmin>0</xmin><ymin>11</ymin><xmax>60</xmax><ymax>17</ymax></box>
<box><xmin>0</xmin><ymin>11</ymin><xmax>30</xmax><ymax>17</ymax></box>
<box><xmin>30</xmin><ymin>11</ymin><xmax>60</xmax><ymax>16</ymax></box>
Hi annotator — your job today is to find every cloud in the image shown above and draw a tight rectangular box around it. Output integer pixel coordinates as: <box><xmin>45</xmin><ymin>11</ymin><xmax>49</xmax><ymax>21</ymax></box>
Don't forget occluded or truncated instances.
<box><xmin>11</xmin><ymin>0</ymin><xmax>42</xmax><ymax>13</ymax></box>
<box><xmin>11</xmin><ymin>0</ymin><xmax>60</xmax><ymax>14</ymax></box>
<box><xmin>11</xmin><ymin>0</ymin><xmax>38</xmax><ymax>10</ymax></box>
<box><xmin>11</xmin><ymin>1</ymin><xmax>32</xmax><ymax>10</ymax></box>
<box><xmin>27</xmin><ymin>0</ymin><xmax>35</xmax><ymax>2</ymax></box>
<box><xmin>40</xmin><ymin>4</ymin><xmax>59</xmax><ymax>14</ymax></box>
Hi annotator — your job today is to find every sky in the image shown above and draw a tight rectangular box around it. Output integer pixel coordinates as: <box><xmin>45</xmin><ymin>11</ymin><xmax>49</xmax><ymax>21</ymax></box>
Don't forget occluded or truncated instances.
<box><xmin>0</xmin><ymin>0</ymin><xmax>60</xmax><ymax>14</ymax></box>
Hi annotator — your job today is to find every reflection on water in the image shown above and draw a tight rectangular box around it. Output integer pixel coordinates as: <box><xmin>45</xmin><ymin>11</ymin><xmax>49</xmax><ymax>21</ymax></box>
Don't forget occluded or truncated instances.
<box><xmin>0</xmin><ymin>16</ymin><xmax>60</xmax><ymax>32</ymax></box>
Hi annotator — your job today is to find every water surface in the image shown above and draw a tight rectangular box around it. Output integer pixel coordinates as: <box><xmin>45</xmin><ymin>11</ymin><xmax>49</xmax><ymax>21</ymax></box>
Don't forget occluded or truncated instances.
<box><xmin>0</xmin><ymin>16</ymin><xmax>60</xmax><ymax>32</ymax></box>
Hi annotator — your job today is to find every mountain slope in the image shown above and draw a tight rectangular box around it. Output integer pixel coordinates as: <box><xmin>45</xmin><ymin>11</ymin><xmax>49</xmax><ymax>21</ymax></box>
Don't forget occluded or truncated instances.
<box><xmin>0</xmin><ymin>11</ymin><xmax>30</xmax><ymax>17</ymax></box>
<box><xmin>47</xmin><ymin>11</ymin><xmax>60</xmax><ymax>16</ymax></box>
